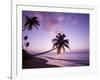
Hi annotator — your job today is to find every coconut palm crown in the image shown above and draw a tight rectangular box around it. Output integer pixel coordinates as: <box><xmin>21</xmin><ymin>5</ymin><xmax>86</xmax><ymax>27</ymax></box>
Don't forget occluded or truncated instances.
<box><xmin>52</xmin><ymin>33</ymin><xmax>70</xmax><ymax>54</ymax></box>
<box><xmin>23</xmin><ymin>15</ymin><xmax>40</xmax><ymax>31</ymax></box>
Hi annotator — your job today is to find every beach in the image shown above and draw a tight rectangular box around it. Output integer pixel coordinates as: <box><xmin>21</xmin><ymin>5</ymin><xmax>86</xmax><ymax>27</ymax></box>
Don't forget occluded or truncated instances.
<box><xmin>22</xmin><ymin>56</ymin><xmax>60</xmax><ymax>69</ymax></box>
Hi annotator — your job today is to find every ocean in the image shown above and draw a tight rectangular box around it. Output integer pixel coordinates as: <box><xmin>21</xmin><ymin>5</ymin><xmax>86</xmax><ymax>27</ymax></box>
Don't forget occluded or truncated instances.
<box><xmin>32</xmin><ymin>51</ymin><xmax>89</xmax><ymax>67</ymax></box>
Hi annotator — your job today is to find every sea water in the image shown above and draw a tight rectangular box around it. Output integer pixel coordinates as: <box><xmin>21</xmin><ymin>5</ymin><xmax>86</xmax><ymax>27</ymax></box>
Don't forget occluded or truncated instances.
<box><xmin>37</xmin><ymin>52</ymin><xmax>89</xmax><ymax>67</ymax></box>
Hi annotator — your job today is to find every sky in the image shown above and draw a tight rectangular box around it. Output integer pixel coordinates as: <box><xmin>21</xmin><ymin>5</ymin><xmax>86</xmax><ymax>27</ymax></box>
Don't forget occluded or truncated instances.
<box><xmin>22</xmin><ymin>11</ymin><xmax>89</xmax><ymax>53</ymax></box>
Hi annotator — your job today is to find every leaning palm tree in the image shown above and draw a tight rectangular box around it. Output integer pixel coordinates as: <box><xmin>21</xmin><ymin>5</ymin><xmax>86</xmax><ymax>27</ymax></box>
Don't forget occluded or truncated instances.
<box><xmin>22</xmin><ymin>15</ymin><xmax>40</xmax><ymax>31</ymax></box>
<box><xmin>32</xmin><ymin>33</ymin><xmax>70</xmax><ymax>56</ymax></box>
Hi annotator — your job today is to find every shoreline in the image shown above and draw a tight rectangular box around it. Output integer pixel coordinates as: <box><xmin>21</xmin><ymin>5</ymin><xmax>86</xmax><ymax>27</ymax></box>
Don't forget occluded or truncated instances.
<box><xmin>22</xmin><ymin>56</ymin><xmax>60</xmax><ymax>69</ymax></box>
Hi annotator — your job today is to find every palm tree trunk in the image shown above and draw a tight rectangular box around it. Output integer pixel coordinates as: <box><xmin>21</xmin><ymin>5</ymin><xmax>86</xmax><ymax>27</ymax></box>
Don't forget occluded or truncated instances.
<box><xmin>32</xmin><ymin>48</ymin><xmax>56</xmax><ymax>56</ymax></box>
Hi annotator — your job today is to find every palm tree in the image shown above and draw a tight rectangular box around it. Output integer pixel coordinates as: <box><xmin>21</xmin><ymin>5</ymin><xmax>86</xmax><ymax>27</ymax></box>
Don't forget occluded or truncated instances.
<box><xmin>52</xmin><ymin>33</ymin><xmax>70</xmax><ymax>54</ymax></box>
<box><xmin>22</xmin><ymin>15</ymin><xmax>40</xmax><ymax>31</ymax></box>
<box><xmin>24</xmin><ymin>36</ymin><xmax>28</xmax><ymax>40</ymax></box>
<box><xmin>25</xmin><ymin>42</ymin><xmax>30</xmax><ymax>51</ymax></box>
<box><xmin>32</xmin><ymin>33</ymin><xmax>70</xmax><ymax>56</ymax></box>
<box><xmin>23</xmin><ymin>36</ymin><xmax>28</xmax><ymax>49</ymax></box>
<box><xmin>22</xmin><ymin>15</ymin><xmax>40</xmax><ymax>50</ymax></box>
<box><xmin>23</xmin><ymin>36</ymin><xmax>30</xmax><ymax>51</ymax></box>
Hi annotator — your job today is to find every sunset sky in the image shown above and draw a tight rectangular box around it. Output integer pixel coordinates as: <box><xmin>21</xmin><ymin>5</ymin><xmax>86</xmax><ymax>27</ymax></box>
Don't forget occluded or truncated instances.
<box><xmin>22</xmin><ymin>11</ymin><xmax>89</xmax><ymax>53</ymax></box>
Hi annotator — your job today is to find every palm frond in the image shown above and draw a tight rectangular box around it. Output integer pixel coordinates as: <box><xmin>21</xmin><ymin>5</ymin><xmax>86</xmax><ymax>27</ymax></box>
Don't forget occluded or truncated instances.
<box><xmin>24</xmin><ymin>16</ymin><xmax>31</xmax><ymax>27</ymax></box>
<box><xmin>62</xmin><ymin>34</ymin><xmax>66</xmax><ymax>38</ymax></box>
<box><xmin>64</xmin><ymin>39</ymin><xmax>69</xmax><ymax>44</ymax></box>
<box><xmin>56</xmin><ymin>35</ymin><xmax>59</xmax><ymax>39</ymax></box>
<box><xmin>64</xmin><ymin>43</ymin><xmax>70</xmax><ymax>49</ymax></box>
<box><xmin>27</xmin><ymin>24</ymin><xmax>32</xmax><ymax>30</ymax></box>
<box><xmin>58</xmin><ymin>33</ymin><xmax>62</xmax><ymax>37</ymax></box>
<box><xmin>52</xmin><ymin>38</ymin><xmax>58</xmax><ymax>43</ymax></box>
<box><xmin>33</xmin><ymin>24</ymin><xmax>39</xmax><ymax>29</ymax></box>
<box><xmin>52</xmin><ymin>42</ymin><xmax>58</xmax><ymax>49</ymax></box>
<box><xmin>32</xmin><ymin>17</ymin><xmax>37</xmax><ymax>20</ymax></box>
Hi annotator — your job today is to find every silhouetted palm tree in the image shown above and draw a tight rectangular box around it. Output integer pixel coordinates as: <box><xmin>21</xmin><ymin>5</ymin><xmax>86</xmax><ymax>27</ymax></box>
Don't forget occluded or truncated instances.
<box><xmin>23</xmin><ymin>15</ymin><xmax>40</xmax><ymax>31</ymax></box>
<box><xmin>23</xmin><ymin>36</ymin><xmax>28</xmax><ymax>49</ymax></box>
<box><xmin>52</xmin><ymin>33</ymin><xmax>70</xmax><ymax>54</ymax></box>
<box><xmin>26</xmin><ymin>42</ymin><xmax>30</xmax><ymax>47</ymax></box>
<box><xmin>25</xmin><ymin>42</ymin><xmax>30</xmax><ymax>51</ymax></box>
<box><xmin>24</xmin><ymin>36</ymin><xmax>28</xmax><ymax>40</ymax></box>
<box><xmin>33</xmin><ymin>33</ymin><xmax>70</xmax><ymax>56</ymax></box>
<box><xmin>22</xmin><ymin>16</ymin><xmax>40</xmax><ymax>50</ymax></box>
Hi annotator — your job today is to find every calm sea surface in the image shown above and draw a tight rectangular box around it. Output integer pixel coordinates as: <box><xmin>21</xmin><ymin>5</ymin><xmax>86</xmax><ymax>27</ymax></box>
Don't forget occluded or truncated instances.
<box><xmin>31</xmin><ymin>52</ymin><xmax>89</xmax><ymax>67</ymax></box>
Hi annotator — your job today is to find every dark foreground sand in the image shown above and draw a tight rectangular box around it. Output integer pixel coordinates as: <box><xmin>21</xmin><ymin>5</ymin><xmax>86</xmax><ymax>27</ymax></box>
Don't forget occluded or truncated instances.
<box><xmin>22</xmin><ymin>56</ymin><xmax>60</xmax><ymax>69</ymax></box>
